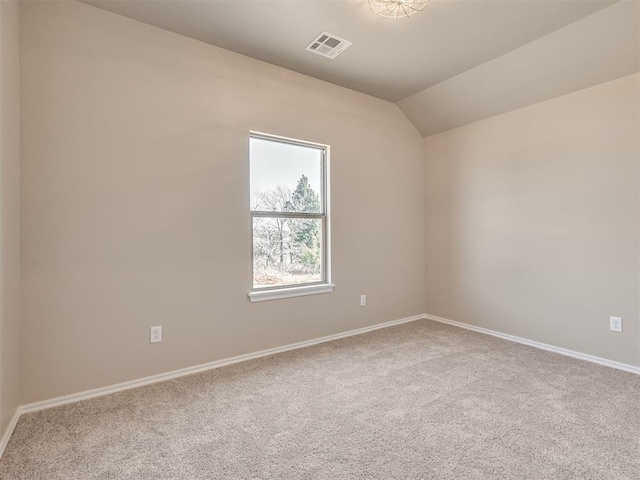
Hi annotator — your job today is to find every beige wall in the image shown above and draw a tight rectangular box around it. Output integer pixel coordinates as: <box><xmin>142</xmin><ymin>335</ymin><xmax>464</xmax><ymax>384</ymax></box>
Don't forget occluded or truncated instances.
<box><xmin>20</xmin><ymin>1</ymin><xmax>425</xmax><ymax>404</ymax></box>
<box><xmin>425</xmin><ymin>73</ymin><xmax>640</xmax><ymax>367</ymax></box>
<box><xmin>17</xmin><ymin>0</ymin><xmax>638</xmax><ymax>408</ymax></box>
<box><xmin>0</xmin><ymin>0</ymin><xmax>21</xmax><ymax>436</ymax></box>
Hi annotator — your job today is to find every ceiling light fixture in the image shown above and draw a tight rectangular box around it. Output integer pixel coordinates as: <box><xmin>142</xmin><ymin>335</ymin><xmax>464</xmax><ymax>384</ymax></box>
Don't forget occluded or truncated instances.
<box><xmin>368</xmin><ymin>0</ymin><xmax>429</xmax><ymax>19</ymax></box>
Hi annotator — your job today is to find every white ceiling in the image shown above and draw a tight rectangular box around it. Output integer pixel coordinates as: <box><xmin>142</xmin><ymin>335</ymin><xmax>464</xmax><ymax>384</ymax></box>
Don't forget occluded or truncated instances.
<box><xmin>82</xmin><ymin>0</ymin><xmax>617</xmax><ymax>103</ymax></box>
<box><xmin>399</xmin><ymin>0</ymin><xmax>640</xmax><ymax>136</ymax></box>
<box><xmin>79</xmin><ymin>0</ymin><xmax>638</xmax><ymax>136</ymax></box>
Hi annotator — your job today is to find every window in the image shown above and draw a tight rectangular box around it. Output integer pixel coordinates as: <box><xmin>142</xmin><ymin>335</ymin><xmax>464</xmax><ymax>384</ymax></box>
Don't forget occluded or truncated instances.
<box><xmin>248</xmin><ymin>132</ymin><xmax>332</xmax><ymax>302</ymax></box>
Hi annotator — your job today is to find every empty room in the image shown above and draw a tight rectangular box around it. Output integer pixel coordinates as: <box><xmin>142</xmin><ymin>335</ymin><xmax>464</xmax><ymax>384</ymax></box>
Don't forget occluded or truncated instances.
<box><xmin>0</xmin><ymin>0</ymin><xmax>639</xmax><ymax>478</ymax></box>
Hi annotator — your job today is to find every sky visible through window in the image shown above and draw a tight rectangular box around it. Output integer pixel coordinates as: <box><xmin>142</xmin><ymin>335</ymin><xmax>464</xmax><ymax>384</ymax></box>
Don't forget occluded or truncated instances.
<box><xmin>250</xmin><ymin>137</ymin><xmax>322</xmax><ymax>211</ymax></box>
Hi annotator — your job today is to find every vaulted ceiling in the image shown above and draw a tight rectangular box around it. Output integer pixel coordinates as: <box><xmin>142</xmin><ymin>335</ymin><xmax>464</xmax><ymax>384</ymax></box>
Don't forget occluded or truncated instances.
<box><xmin>82</xmin><ymin>0</ymin><xmax>638</xmax><ymax>136</ymax></box>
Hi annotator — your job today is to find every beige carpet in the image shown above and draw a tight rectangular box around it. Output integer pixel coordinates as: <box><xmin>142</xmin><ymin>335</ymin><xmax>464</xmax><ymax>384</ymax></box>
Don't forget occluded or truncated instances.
<box><xmin>1</xmin><ymin>320</ymin><xmax>639</xmax><ymax>479</ymax></box>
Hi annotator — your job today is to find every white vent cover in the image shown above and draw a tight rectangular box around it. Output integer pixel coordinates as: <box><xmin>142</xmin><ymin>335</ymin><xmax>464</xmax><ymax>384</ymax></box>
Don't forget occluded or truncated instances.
<box><xmin>305</xmin><ymin>32</ymin><xmax>352</xmax><ymax>59</ymax></box>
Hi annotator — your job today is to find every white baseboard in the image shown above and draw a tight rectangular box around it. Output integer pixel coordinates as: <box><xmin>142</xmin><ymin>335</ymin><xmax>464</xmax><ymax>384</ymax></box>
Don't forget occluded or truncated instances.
<box><xmin>0</xmin><ymin>407</ymin><xmax>21</xmax><ymax>459</ymax></box>
<box><xmin>19</xmin><ymin>314</ymin><xmax>425</xmax><ymax>416</ymax></box>
<box><xmin>424</xmin><ymin>313</ymin><xmax>640</xmax><ymax>375</ymax></box>
<box><xmin>4</xmin><ymin>311</ymin><xmax>638</xmax><ymax>459</ymax></box>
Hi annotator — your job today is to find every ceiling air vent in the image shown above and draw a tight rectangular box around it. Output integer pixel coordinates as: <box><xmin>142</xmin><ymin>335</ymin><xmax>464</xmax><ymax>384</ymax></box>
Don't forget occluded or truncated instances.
<box><xmin>305</xmin><ymin>32</ymin><xmax>352</xmax><ymax>59</ymax></box>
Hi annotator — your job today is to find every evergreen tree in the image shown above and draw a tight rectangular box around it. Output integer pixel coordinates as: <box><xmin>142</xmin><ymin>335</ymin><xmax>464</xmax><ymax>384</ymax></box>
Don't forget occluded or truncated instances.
<box><xmin>287</xmin><ymin>175</ymin><xmax>321</xmax><ymax>269</ymax></box>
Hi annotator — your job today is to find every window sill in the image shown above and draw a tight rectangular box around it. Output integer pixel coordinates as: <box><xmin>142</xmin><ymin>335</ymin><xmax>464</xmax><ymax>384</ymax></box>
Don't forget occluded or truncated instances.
<box><xmin>248</xmin><ymin>283</ymin><xmax>334</xmax><ymax>303</ymax></box>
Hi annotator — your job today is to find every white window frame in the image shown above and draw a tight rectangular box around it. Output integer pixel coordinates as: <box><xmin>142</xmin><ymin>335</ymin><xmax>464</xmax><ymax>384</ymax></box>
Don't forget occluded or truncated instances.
<box><xmin>248</xmin><ymin>131</ymin><xmax>333</xmax><ymax>302</ymax></box>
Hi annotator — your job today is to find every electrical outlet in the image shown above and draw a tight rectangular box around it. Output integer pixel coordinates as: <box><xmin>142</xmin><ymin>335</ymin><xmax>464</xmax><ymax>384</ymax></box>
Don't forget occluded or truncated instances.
<box><xmin>610</xmin><ymin>316</ymin><xmax>622</xmax><ymax>333</ymax></box>
<box><xmin>360</xmin><ymin>295</ymin><xmax>366</xmax><ymax>307</ymax></box>
<box><xmin>150</xmin><ymin>326</ymin><xmax>162</xmax><ymax>343</ymax></box>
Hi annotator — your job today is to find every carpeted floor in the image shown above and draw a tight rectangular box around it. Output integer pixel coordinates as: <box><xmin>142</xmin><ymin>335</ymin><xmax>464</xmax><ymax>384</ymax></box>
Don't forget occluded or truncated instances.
<box><xmin>1</xmin><ymin>320</ymin><xmax>639</xmax><ymax>479</ymax></box>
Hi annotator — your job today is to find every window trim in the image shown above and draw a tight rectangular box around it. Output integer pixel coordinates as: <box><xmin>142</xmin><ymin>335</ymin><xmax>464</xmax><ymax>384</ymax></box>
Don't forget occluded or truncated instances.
<box><xmin>248</xmin><ymin>131</ymin><xmax>331</xmax><ymax>302</ymax></box>
<box><xmin>248</xmin><ymin>283</ymin><xmax>335</xmax><ymax>303</ymax></box>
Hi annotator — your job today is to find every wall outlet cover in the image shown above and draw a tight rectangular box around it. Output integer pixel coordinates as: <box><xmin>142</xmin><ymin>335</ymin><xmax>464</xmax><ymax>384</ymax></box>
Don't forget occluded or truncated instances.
<box><xmin>150</xmin><ymin>326</ymin><xmax>162</xmax><ymax>343</ymax></box>
<box><xmin>609</xmin><ymin>316</ymin><xmax>622</xmax><ymax>333</ymax></box>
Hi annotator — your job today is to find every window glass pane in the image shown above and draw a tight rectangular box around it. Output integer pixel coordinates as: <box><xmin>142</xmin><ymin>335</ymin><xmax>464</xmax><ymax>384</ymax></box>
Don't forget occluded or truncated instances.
<box><xmin>253</xmin><ymin>217</ymin><xmax>323</xmax><ymax>288</ymax></box>
<box><xmin>250</xmin><ymin>137</ymin><xmax>323</xmax><ymax>213</ymax></box>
